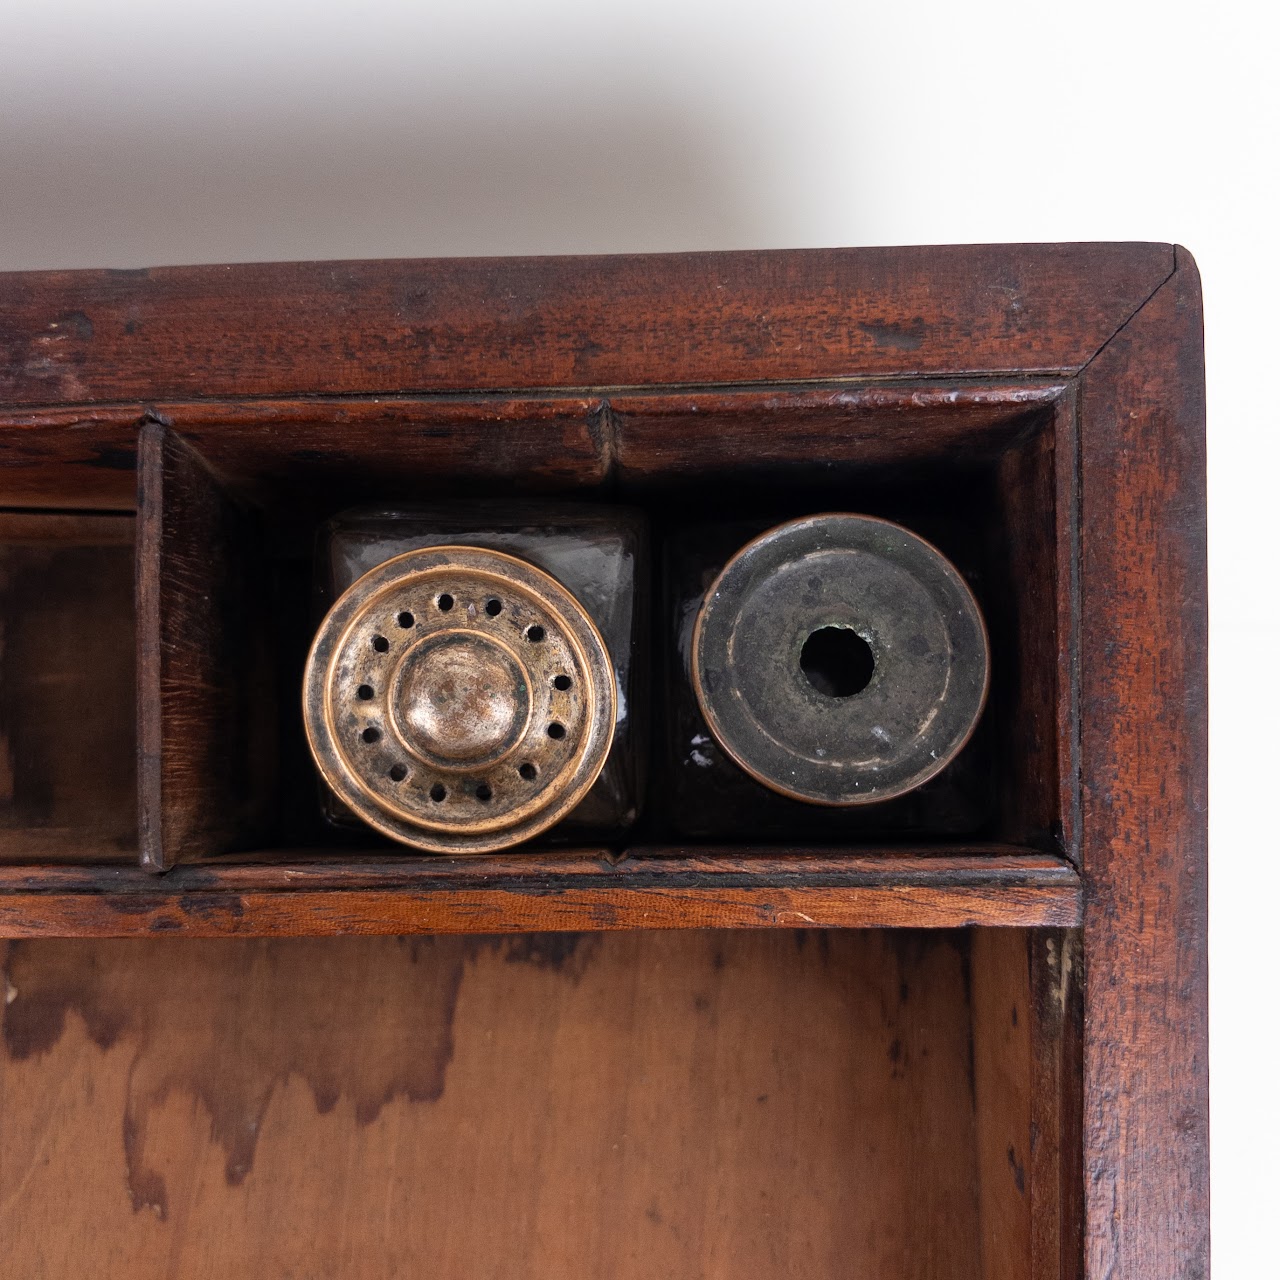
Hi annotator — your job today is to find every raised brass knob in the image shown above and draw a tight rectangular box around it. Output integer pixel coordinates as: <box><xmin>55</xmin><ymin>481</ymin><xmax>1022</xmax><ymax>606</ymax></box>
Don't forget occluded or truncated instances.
<box><xmin>692</xmin><ymin>514</ymin><xmax>989</xmax><ymax>806</ymax></box>
<box><xmin>303</xmin><ymin>546</ymin><xmax>616</xmax><ymax>853</ymax></box>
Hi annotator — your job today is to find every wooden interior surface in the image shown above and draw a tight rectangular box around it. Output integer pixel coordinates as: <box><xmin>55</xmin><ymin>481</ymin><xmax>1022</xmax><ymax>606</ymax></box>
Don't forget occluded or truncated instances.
<box><xmin>137</xmin><ymin>423</ymin><xmax>275</xmax><ymax>870</ymax></box>
<box><xmin>1</xmin><ymin>928</ymin><xmax>1033</xmax><ymax>1279</ymax></box>
<box><xmin>970</xmin><ymin>927</ymin><xmax>1083</xmax><ymax>1280</ymax></box>
<box><xmin>984</xmin><ymin>414</ymin><xmax>1066</xmax><ymax>851</ymax></box>
<box><xmin>0</xmin><ymin>512</ymin><xmax>136</xmax><ymax>861</ymax></box>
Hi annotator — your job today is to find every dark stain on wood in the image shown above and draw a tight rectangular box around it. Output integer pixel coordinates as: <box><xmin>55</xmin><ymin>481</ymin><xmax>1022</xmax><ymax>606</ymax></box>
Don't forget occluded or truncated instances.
<box><xmin>3</xmin><ymin>929</ymin><xmax>991</xmax><ymax>1276</ymax></box>
<box><xmin>858</xmin><ymin>317</ymin><xmax>926</xmax><ymax>350</ymax></box>
<box><xmin>86</xmin><ymin>445</ymin><xmax>136</xmax><ymax>470</ymax></box>
<box><xmin>2</xmin><ymin>931</ymin><xmax>602</xmax><ymax>1217</ymax></box>
<box><xmin>3</xmin><ymin>937</ymin><xmax>467</xmax><ymax>1213</ymax></box>
<box><xmin>1008</xmin><ymin>1143</ymin><xmax>1027</xmax><ymax>1195</ymax></box>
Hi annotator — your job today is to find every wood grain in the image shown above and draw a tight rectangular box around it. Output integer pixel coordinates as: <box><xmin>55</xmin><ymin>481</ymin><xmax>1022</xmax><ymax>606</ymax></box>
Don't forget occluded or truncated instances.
<box><xmin>1</xmin><ymin>929</ymin><xmax>992</xmax><ymax>1279</ymax></box>
<box><xmin>0</xmin><ymin>850</ymin><xmax>1083</xmax><ymax>937</ymax></box>
<box><xmin>970</xmin><ymin>928</ymin><xmax>1084</xmax><ymax>1280</ymax></box>
<box><xmin>0</xmin><ymin>245</ymin><xmax>1172</xmax><ymax>406</ymax></box>
<box><xmin>1030</xmin><ymin>929</ymin><xmax>1083</xmax><ymax>1280</ymax></box>
<box><xmin>611</xmin><ymin>382</ymin><xmax>1060</xmax><ymax>490</ymax></box>
<box><xmin>0</xmin><ymin>381</ymin><xmax>1058</xmax><ymax>512</ymax></box>
<box><xmin>1077</xmin><ymin>247</ymin><xmax>1208</xmax><ymax>1278</ymax></box>
<box><xmin>136</xmin><ymin>423</ymin><xmax>274</xmax><ymax>871</ymax></box>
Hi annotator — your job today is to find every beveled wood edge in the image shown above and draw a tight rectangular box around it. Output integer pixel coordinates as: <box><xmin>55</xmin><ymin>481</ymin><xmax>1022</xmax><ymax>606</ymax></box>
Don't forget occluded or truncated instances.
<box><xmin>0</xmin><ymin>845</ymin><xmax>1072</xmax><ymax>890</ymax></box>
<box><xmin>0</xmin><ymin>849</ymin><xmax>1080</xmax><ymax>942</ymax></box>
<box><xmin>0</xmin><ymin>244</ymin><xmax>1175</xmax><ymax>406</ymax></box>
<box><xmin>0</xmin><ymin>849</ymin><xmax>1082</xmax><ymax>937</ymax></box>
<box><xmin>1075</xmin><ymin>245</ymin><xmax>1208</xmax><ymax>1277</ymax></box>
<box><xmin>0</xmin><ymin>376</ymin><xmax>1069</xmax><ymax>427</ymax></box>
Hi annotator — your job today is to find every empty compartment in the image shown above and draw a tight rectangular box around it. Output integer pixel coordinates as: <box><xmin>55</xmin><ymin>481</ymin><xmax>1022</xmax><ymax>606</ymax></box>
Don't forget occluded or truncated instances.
<box><xmin>0</xmin><ymin>924</ymin><xmax>1080</xmax><ymax>1278</ymax></box>
<box><xmin>0</xmin><ymin>512</ymin><xmax>137</xmax><ymax>860</ymax></box>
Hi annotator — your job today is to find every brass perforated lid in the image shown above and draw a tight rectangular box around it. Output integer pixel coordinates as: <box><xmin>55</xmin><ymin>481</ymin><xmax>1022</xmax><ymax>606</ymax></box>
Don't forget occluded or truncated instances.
<box><xmin>303</xmin><ymin>546</ymin><xmax>616</xmax><ymax>853</ymax></box>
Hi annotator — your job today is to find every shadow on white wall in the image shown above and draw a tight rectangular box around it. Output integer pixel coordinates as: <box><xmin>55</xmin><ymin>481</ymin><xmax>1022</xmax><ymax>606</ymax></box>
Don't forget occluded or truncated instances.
<box><xmin>0</xmin><ymin>3</ymin><xmax>843</xmax><ymax>269</ymax></box>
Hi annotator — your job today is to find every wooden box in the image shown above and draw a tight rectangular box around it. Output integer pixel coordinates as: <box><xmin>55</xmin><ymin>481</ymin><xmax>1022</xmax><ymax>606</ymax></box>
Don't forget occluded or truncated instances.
<box><xmin>0</xmin><ymin>246</ymin><xmax>1206</xmax><ymax>1278</ymax></box>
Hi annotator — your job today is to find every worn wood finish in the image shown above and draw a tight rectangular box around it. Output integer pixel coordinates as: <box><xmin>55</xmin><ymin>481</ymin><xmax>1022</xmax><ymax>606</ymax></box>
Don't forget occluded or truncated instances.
<box><xmin>1031</xmin><ymin>929</ymin><xmax>1084</xmax><ymax>1280</ymax></box>
<box><xmin>137</xmin><ymin>424</ymin><xmax>274</xmax><ymax>871</ymax></box>
<box><xmin>972</xmin><ymin>928</ymin><xmax>1035</xmax><ymax>1280</ymax></box>
<box><xmin>0</xmin><ymin>383</ymin><xmax>1058</xmax><ymax>513</ymax></box>
<box><xmin>970</xmin><ymin>928</ymin><xmax>1083</xmax><ymax>1280</ymax></box>
<box><xmin>0</xmin><ymin>245</ymin><xmax>1171</xmax><ymax>405</ymax></box>
<box><xmin>1076</xmin><ymin>248</ymin><xmax>1208</xmax><ymax>1278</ymax></box>
<box><xmin>0</xmin><ymin>243</ymin><xmax>1208</xmax><ymax>1279</ymax></box>
<box><xmin>0</xmin><ymin>512</ymin><xmax>137</xmax><ymax>860</ymax></box>
<box><xmin>1</xmin><ymin>929</ymin><xmax>992</xmax><ymax>1278</ymax></box>
<box><xmin>611</xmin><ymin>383</ymin><xmax>1060</xmax><ymax>490</ymax></box>
<box><xmin>0</xmin><ymin>850</ymin><xmax>1082</xmax><ymax>937</ymax></box>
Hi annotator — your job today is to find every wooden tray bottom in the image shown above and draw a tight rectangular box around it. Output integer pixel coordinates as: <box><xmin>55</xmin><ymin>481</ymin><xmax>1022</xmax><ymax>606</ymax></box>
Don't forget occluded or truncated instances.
<box><xmin>1</xmin><ymin>928</ymin><xmax>1048</xmax><ymax>1278</ymax></box>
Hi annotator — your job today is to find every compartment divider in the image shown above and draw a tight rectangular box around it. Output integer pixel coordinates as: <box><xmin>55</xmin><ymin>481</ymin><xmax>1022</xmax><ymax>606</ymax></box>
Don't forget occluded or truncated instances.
<box><xmin>137</xmin><ymin>422</ymin><xmax>276</xmax><ymax>871</ymax></box>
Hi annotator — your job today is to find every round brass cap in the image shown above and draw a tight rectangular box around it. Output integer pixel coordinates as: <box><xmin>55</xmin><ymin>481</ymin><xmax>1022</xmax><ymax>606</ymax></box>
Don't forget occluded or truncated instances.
<box><xmin>303</xmin><ymin>546</ymin><xmax>616</xmax><ymax>853</ymax></box>
<box><xmin>692</xmin><ymin>514</ymin><xmax>989</xmax><ymax>806</ymax></box>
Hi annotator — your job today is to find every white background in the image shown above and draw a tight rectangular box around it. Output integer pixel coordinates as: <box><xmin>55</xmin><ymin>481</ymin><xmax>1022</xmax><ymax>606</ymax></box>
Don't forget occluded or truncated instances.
<box><xmin>2</xmin><ymin>1</ymin><xmax>1275</xmax><ymax>1270</ymax></box>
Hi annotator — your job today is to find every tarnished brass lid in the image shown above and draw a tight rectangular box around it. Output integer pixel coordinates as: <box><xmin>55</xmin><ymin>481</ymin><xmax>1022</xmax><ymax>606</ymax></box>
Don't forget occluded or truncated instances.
<box><xmin>692</xmin><ymin>514</ymin><xmax>989</xmax><ymax>806</ymax></box>
<box><xmin>303</xmin><ymin>546</ymin><xmax>616</xmax><ymax>853</ymax></box>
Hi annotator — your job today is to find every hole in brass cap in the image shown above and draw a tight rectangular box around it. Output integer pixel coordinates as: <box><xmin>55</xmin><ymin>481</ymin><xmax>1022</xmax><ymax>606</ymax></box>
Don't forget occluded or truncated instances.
<box><xmin>692</xmin><ymin>514</ymin><xmax>989</xmax><ymax>806</ymax></box>
<box><xmin>799</xmin><ymin>627</ymin><xmax>875</xmax><ymax>698</ymax></box>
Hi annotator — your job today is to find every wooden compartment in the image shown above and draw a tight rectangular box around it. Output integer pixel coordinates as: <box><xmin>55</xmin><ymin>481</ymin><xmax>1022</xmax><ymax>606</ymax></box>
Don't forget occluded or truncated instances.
<box><xmin>132</xmin><ymin>386</ymin><xmax>1070</xmax><ymax>868</ymax></box>
<box><xmin>0</xmin><ymin>925</ymin><xmax>1079</xmax><ymax>1279</ymax></box>
<box><xmin>645</xmin><ymin>391</ymin><xmax>1071</xmax><ymax>847</ymax></box>
<box><xmin>0</xmin><ymin>511</ymin><xmax>136</xmax><ymax>861</ymax></box>
<box><xmin>0</xmin><ymin>246</ymin><xmax>1208</xmax><ymax>1280</ymax></box>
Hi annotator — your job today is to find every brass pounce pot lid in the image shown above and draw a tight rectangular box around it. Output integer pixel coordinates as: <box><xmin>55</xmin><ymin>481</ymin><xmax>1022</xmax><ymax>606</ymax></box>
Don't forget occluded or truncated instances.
<box><xmin>304</xmin><ymin>546</ymin><xmax>616</xmax><ymax>853</ymax></box>
<box><xmin>692</xmin><ymin>514</ymin><xmax>989</xmax><ymax>806</ymax></box>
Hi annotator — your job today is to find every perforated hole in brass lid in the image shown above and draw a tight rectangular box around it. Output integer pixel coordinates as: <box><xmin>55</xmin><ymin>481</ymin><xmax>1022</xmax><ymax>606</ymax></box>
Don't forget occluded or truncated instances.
<box><xmin>303</xmin><ymin>546</ymin><xmax>616</xmax><ymax>854</ymax></box>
